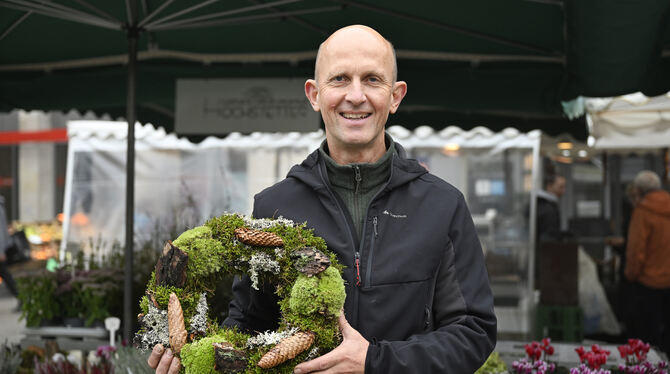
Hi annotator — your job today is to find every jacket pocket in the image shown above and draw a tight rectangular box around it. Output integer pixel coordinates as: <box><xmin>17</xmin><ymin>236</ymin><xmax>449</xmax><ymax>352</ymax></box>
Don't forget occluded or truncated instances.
<box><xmin>357</xmin><ymin>278</ymin><xmax>432</xmax><ymax>341</ymax></box>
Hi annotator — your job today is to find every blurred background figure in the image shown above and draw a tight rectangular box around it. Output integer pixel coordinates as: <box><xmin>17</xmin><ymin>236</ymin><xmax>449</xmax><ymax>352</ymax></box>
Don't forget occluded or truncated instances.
<box><xmin>624</xmin><ymin>170</ymin><xmax>670</xmax><ymax>356</ymax></box>
<box><xmin>536</xmin><ymin>173</ymin><xmax>567</xmax><ymax>242</ymax></box>
<box><xmin>0</xmin><ymin>195</ymin><xmax>20</xmax><ymax>311</ymax></box>
<box><xmin>606</xmin><ymin>182</ymin><xmax>641</xmax><ymax>336</ymax></box>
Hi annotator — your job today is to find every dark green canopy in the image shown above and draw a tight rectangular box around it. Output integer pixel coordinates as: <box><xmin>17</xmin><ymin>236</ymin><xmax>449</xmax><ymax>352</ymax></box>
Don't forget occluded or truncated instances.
<box><xmin>2</xmin><ymin>0</ymin><xmax>669</xmax><ymax>138</ymax></box>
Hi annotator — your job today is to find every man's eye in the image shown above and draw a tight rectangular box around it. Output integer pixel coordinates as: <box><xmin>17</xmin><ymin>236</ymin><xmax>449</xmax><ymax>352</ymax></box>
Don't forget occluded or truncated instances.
<box><xmin>334</xmin><ymin>76</ymin><xmax>344</xmax><ymax>81</ymax></box>
<box><xmin>368</xmin><ymin>77</ymin><xmax>378</xmax><ymax>82</ymax></box>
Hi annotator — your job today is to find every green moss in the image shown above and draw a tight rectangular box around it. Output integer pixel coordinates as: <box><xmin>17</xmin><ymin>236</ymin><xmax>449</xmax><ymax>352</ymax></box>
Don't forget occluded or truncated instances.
<box><xmin>289</xmin><ymin>267</ymin><xmax>345</xmax><ymax>318</ymax></box>
<box><xmin>181</xmin><ymin>334</ymin><xmax>228</xmax><ymax>374</ymax></box>
<box><xmin>173</xmin><ymin>226</ymin><xmax>230</xmax><ymax>290</ymax></box>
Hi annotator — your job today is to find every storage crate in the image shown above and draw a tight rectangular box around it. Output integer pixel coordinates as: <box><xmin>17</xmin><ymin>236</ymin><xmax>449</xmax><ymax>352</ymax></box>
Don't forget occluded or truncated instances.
<box><xmin>535</xmin><ymin>305</ymin><xmax>583</xmax><ymax>342</ymax></box>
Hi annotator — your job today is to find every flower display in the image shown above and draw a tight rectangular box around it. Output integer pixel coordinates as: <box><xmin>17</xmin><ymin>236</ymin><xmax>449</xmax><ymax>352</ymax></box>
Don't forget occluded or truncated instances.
<box><xmin>512</xmin><ymin>338</ymin><xmax>556</xmax><ymax>374</ymax></box>
<box><xmin>575</xmin><ymin>344</ymin><xmax>610</xmax><ymax>370</ymax></box>
<box><xmin>616</xmin><ymin>339</ymin><xmax>667</xmax><ymax>374</ymax></box>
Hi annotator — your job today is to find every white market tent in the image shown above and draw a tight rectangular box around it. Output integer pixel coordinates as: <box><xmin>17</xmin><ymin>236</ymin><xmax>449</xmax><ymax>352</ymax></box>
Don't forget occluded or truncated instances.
<box><xmin>61</xmin><ymin>120</ymin><xmax>584</xmax><ymax>336</ymax></box>
<box><xmin>585</xmin><ymin>91</ymin><xmax>670</xmax><ymax>150</ymax></box>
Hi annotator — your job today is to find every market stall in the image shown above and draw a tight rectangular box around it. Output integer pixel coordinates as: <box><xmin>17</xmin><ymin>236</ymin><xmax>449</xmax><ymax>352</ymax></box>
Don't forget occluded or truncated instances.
<box><xmin>62</xmin><ymin>121</ymin><xmax>601</xmax><ymax>337</ymax></box>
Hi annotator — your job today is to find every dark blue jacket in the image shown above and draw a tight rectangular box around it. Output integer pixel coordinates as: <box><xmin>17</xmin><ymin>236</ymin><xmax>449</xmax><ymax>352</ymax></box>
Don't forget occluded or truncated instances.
<box><xmin>224</xmin><ymin>142</ymin><xmax>497</xmax><ymax>373</ymax></box>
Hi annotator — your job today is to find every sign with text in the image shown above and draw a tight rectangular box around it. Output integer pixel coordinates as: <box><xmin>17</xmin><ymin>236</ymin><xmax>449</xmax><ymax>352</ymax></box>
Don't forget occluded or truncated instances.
<box><xmin>175</xmin><ymin>78</ymin><xmax>319</xmax><ymax>134</ymax></box>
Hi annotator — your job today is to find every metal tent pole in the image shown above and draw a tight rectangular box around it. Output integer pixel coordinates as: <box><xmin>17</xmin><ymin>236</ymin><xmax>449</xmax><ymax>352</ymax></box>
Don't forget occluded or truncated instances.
<box><xmin>124</xmin><ymin>22</ymin><xmax>138</xmax><ymax>343</ymax></box>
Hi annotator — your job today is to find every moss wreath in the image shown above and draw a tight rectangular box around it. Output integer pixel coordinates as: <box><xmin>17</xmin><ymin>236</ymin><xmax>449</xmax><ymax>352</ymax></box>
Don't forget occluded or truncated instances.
<box><xmin>134</xmin><ymin>213</ymin><xmax>346</xmax><ymax>374</ymax></box>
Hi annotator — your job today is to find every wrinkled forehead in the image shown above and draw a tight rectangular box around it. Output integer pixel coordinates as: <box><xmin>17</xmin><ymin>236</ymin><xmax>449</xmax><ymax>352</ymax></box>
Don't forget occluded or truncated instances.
<box><xmin>316</xmin><ymin>26</ymin><xmax>395</xmax><ymax>79</ymax></box>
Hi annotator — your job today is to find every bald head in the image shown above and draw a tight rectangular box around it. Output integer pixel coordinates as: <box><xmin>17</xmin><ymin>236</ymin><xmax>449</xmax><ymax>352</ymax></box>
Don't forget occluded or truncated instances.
<box><xmin>314</xmin><ymin>25</ymin><xmax>398</xmax><ymax>83</ymax></box>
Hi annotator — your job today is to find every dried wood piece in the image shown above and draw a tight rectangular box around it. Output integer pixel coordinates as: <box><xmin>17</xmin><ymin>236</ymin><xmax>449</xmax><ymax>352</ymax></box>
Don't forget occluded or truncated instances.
<box><xmin>155</xmin><ymin>241</ymin><xmax>188</xmax><ymax>288</ymax></box>
<box><xmin>213</xmin><ymin>342</ymin><xmax>247</xmax><ymax>373</ymax></box>
<box><xmin>234</xmin><ymin>227</ymin><xmax>284</xmax><ymax>247</ymax></box>
<box><xmin>290</xmin><ymin>247</ymin><xmax>331</xmax><ymax>277</ymax></box>
<box><xmin>257</xmin><ymin>331</ymin><xmax>315</xmax><ymax>369</ymax></box>
<box><xmin>167</xmin><ymin>293</ymin><xmax>188</xmax><ymax>354</ymax></box>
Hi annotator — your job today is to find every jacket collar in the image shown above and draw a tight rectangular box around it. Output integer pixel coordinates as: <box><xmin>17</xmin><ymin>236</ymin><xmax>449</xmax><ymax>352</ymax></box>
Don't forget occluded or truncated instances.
<box><xmin>287</xmin><ymin>133</ymin><xmax>427</xmax><ymax>191</ymax></box>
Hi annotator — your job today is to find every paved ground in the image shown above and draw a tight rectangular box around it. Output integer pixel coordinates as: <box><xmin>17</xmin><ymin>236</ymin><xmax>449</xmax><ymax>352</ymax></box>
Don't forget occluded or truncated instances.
<box><xmin>0</xmin><ymin>284</ymin><xmax>25</xmax><ymax>345</ymax></box>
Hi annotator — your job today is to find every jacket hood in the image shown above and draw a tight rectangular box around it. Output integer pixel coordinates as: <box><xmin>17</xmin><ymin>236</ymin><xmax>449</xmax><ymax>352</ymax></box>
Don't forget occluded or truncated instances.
<box><xmin>638</xmin><ymin>189</ymin><xmax>670</xmax><ymax>217</ymax></box>
<box><xmin>286</xmin><ymin>141</ymin><xmax>427</xmax><ymax>191</ymax></box>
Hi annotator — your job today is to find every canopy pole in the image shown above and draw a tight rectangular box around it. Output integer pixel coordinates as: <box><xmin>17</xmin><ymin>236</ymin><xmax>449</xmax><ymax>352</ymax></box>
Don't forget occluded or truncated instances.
<box><xmin>124</xmin><ymin>23</ymin><xmax>138</xmax><ymax>343</ymax></box>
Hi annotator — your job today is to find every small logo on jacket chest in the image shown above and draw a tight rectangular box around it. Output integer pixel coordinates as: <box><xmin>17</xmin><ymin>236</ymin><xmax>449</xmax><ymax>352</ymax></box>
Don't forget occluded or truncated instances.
<box><xmin>382</xmin><ymin>210</ymin><xmax>407</xmax><ymax>218</ymax></box>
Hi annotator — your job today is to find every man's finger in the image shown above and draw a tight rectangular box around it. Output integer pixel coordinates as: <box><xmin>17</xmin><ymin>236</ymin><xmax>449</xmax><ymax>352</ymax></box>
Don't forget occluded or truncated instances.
<box><xmin>168</xmin><ymin>356</ymin><xmax>181</xmax><ymax>374</ymax></box>
<box><xmin>147</xmin><ymin>344</ymin><xmax>164</xmax><ymax>368</ymax></box>
<box><xmin>293</xmin><ymin>350</ymin><xmax>337</xmax><ymax>374</ymax></box>
<box><xmin>338</xmin><ymin>311</ymin><xmax>352</xmax><ymax>336</ymax></box>
<box><xmin>155</xmin><ymin>348</ymin><xmax>174</xmax><ymax>374</ymax></box>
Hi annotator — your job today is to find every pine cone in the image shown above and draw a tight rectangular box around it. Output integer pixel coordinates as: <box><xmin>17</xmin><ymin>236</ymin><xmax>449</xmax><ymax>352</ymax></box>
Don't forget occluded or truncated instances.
<box><xmin>167</xmin><ymin>293</ymin><xmax>188</xmax><ymax>354</ymax></box>
<box><xmin>234</xmin><ymin>227</ymin><xmax>284</xmax><ymax>247</ymax></box>
<box><xmin>257</xmin><ymin>331</ymin><xmax>315</xmax><ymax>369</ymax></box>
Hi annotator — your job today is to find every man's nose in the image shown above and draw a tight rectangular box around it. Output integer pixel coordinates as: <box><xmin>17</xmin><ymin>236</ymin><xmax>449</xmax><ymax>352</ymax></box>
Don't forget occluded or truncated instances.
<box><xmin>345</xmin><ymin>79</ymin><xmax>366</xmax><ymax>105</ymax></box>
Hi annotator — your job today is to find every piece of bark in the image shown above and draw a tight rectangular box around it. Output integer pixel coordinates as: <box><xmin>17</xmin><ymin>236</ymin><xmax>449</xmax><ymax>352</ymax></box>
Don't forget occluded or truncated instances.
<box><xmin>213</xmin><ymin>342</ymin><xmax>247</xmax><ymax>373</ymax></box>
<box><xmin>155</xmin><ymin>241</ymin><xmax>188</xmax><ymax>288</ymax></box>
<box><xmin>290</xmin><ymin>247</ymin><xmax>330</xmax><ymax>276</ymax></box>
<box><xmin>234</xmin><ymin>227</ymin><xmax>284</xmax><ymax>247</ymax></box>
<box><xmin>257</xmin><ymin>331</ymin><xmax>315</xmax><ymax>369</ymax></box>
<box><xmin>167</xmin><ymin>293</ymin><xmax>188</xmax><ymax>354</ymax></box>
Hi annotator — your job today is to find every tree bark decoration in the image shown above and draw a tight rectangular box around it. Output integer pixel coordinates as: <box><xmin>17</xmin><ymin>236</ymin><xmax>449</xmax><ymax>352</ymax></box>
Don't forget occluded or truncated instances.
<box><xmin>290</xmin><ymin>247</ymin><xmax>331</xmax><ymax>277</ymax></box>
<box><xmin>234</xmin><ymin>227</ymin><xmax>284</xmax><ymax>247</ymax></box>
<box><xmin>155</xmin><ymin>241</ymin><xmax>188</xmax><ymax>288</ymax></box>
<box><xmin>257</xmin><ymin>331</ymin><xmax>315</xmax><ymax>369</ymax></box>
<box><xmin>167</xmin><ymin>292</ymin><xmax>188</xmax><ymax>354</ymax></box>
<box><xmin>213</xmin><ymin>342</ymin><xmax>248</xmax><ymax>373</ymax></box>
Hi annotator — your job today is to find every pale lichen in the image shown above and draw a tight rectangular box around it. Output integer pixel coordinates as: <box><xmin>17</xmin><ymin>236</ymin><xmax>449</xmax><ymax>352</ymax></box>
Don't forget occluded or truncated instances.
<box><xmin>245</xmin><ymin>327</ymin><xmax>298</xmax><ymax>350</ymax></box>
<box><xmin>188</xmin><ymin>293</ymin><xmax>208</xmax><ymax>335</ymax></box>
<box><xmin>248</xmin><ymin>252</ymin><xmax>280</xmax><ymax>290</ymax></box>
<box><xmin>134</xmin><ymin>303</ymin><xmax>169</xmax><ymax>351</ymax></box>
<box><xmin>244</xmin><ymin>215</ymin><xmax>296</xmax><ymax>230</ymax></box>
<box><xmin>305</xmin><ymin>346</ymin><xmax>320</xmax><ymax>361</ymax></box>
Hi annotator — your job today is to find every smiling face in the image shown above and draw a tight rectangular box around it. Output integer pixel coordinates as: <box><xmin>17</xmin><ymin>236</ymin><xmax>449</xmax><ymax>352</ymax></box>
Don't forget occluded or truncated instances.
<box><xmin>305</xmin><ymin>25</ymin><xmax>407</xmax><ymax>164</ymax></box>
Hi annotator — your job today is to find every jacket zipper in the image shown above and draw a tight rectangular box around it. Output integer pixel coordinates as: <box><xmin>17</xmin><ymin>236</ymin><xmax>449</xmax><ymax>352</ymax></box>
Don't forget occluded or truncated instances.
<box><xmin>354</xmin><ymin>165</ymin><xmax>361</xmax><ymax>194</ymax></box>
<box><xmin>364</xmin><ymin>216</ymin><xmax>378</xmax><ymax>287</ymax></box>
<box><xmin>316</xmin><ymin>161</ymin><xmax>361</xmax><ymax>322</ymax></box>
<box><xmin>357</xmin><ymin>154</ymin><xmax>395</xmax><ymax>288</ymax></box>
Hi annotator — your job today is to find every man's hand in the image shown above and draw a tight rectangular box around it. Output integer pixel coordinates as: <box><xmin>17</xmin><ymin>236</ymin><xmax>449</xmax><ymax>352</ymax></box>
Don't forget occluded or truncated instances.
<box><xmin>147</xmin><ymin>344</ymin><xmax>181</xmax><ymax>374</ymax></box>
<box><xmin>0</xmin><ymin>253</ymin><xmax>6</xmax><ymax>262</ymax></box>
<box><xmin>293</xmin><ymin>312</ymin><xmax>368</xmax><ymax>374</ymax></box>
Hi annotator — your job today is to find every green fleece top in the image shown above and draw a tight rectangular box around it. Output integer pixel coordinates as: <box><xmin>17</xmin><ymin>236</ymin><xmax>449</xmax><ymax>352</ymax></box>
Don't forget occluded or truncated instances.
<box><xmin>319</xmin><ymin>134</ymin><xmax>394</xmax><ymax>240</ymax></box>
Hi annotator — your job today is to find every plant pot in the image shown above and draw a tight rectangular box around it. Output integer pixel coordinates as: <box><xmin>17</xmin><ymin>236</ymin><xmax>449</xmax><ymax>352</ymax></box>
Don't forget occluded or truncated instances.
<box><xmin>64</xmin><ymin>317</ymin><xmax>85</xmax><ymax>327</ymax></box>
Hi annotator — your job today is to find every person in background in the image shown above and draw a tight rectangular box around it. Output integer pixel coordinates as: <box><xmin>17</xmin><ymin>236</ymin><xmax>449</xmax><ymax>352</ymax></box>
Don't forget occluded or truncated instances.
<box><xmin>149</xmin><ymin>24</ymin><xmax>496</xmax><ymax>374</ymax></box>
<box><xmin>624</xmin><ymin>170</ymin><xmax>670</xmax><ymax>356</ymax></box>
<box><xmin>606</xmin><ymin>182</ymin><xmax>641</xmax><ymax>334</ymax></box>
<box><xmin>536</xmin><ymin>173</ymin><xmax>566</xmax><ymax>242</ymax></box>
<box><xmin>0</xmin><ymin>196</ymin><xmax>20</xmax><ymax>311</ymax></box>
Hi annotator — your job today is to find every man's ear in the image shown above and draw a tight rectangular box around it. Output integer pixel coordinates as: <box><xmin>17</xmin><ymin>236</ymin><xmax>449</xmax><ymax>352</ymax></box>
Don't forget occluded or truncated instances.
<box><xmin>389</xmin><ymin>81</ymin><xmax>407</xmax><ymax>114</ymax></box>
<box><xmin>304</xmin><ymin>79</ymin><xmax>320</xmax><ymax>112</ymax></box>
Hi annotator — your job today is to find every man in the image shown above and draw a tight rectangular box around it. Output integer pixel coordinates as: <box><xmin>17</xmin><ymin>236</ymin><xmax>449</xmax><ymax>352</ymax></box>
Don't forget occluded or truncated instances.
<box><xmin>625</xmin><ymin>170</ymin><xmax>670</xmax><ymax>356</ymax></box>
<box><xmin>150</xmin><ymin>24</ymin><xmax>496</xmax><ymax>373</ymax></box>
<box><xmin>536</xmin><ymin>173</ymin><xmax>566</xmax><ymax>242</ymax></box>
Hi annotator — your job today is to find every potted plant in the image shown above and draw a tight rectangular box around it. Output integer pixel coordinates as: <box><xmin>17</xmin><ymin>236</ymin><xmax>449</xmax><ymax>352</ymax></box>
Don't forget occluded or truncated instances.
<box><xmin>511</xmin><ymin>338</ymin><xmax>557</xmax><ymax>374</ymax></box>
<box><xmin>16</xmin><ymin>271</ymin><xmax>61</xmax><ymax>327</ymax></box>
<box><xmin>573</xmin><ymin>344</ymin><xmax>611</xmax><ymax>374</ymax></box>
